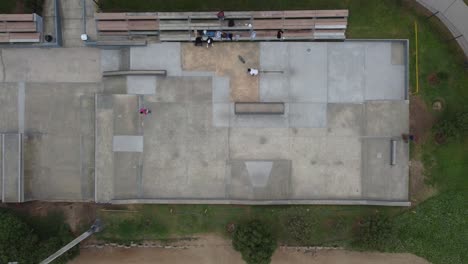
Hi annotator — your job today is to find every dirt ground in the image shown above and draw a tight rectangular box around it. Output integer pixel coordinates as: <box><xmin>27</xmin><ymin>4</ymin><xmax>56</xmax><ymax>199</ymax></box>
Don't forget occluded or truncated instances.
<box><xmin>2</xmin><ymin>201</ymin><xmax>99</xmax><ymax>233</ymax></box>
<box><xmin>69</xmin><ymin>235</ymin><xmax>430</xmax><ymax>264</ymax></box>
<box><xmin>181</xmin><ymin>42</ymin><xmax>260</xmax><ymax>102</ymax></box>
<box><xmin>408</xmin><ymin>95</ymin><xmax>437</xmax><ymax>204</ymax></box>
<box><xmin>409</xmin><ymin>95</ymin><xmax>435</xmax><ymax>143</ymax></box>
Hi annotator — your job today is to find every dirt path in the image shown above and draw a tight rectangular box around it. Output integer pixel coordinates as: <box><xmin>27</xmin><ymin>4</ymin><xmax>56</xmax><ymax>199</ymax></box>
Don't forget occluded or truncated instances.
<box><xmin>69</xmin><ymin>235</ymin><xmax>429</xmax><ymax>264</ymax></box>
<box><xmin>181</xmin><ymin>42</ymin><xmax>260</xmax><ymax>102</ymax></box>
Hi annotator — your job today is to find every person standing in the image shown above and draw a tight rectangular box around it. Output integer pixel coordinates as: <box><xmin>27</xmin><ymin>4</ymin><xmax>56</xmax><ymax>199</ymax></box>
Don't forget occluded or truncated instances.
<box><xmin>207</xmin><ymin>37</ymin><xmax>214</xmax><ymax>48</ymax></box>
<box><xmin>247</xmin><ymin>68</ymin><xmax>259</xmax><ymax>76</ymax></box>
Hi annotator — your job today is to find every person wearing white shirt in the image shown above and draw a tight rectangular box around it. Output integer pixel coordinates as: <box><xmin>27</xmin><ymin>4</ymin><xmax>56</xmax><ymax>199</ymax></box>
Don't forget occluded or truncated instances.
<box><xmin>247</xmin><ymin>68</ymin><xmax>259</xmax><ymax>76</ymax></box>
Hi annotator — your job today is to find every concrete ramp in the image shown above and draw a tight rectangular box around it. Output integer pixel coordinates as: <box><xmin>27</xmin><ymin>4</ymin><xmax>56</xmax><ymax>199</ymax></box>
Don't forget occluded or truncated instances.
<box><xmin>228</xmin><ymin>160</ymin><xmax>291</xmax><ymax>200</ymax></box>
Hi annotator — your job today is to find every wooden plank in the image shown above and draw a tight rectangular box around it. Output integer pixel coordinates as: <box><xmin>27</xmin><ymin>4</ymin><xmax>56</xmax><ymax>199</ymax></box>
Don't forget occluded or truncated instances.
<box><xmin>254</xmin><ymin>30</ymin><xmax>280</xmax><ymax>37</ymax></box>
<box><xmin>4</xmin><ymin>22</ymin><xmax>37</xmax><ymax>32</ymax></box>
<box><xmin>189</xmin><ymin>12</ymin><xmax>218</xmax><ymax>19</ymax></box>
<box><xmin>126</xmin><ymin>13</ymin><xmax>158</xmax><ymax>20</ymax></box>
<box><xmin>159</xmin><ymin>31</ymin><xmax>191</xmax><ymax>41</ymax></box>
<box><xmin>159</xmin><ymin>20</ymin><xmax>190</xmax><ymax>30</ymax></box>
<box><xmin>99</xmin><ymin>31</ymin><xmax>129</xmax><ymax>36</ymax></box>
<box><xmin>284</xmin><ymin>30</ymin><xmax>314</xmax><ymax>38</ymax></box>
<box><xmin>223</xmin><ymin>11</ymin><xmax>253</xmax><ymax>18</ymax></box>
<box><xmin>128</xmin><ymin>20</ymin><xmax>159</xmax><ymax>31</ymax></box>
<box><xmin>95</xmin><ymin>13</ymin><xmax>127</xmax><ymax>20</ymax></box>
<box><xmin>253</xmin><ymin>19</ymin><xmax>283</xmax><ymax>30</ymax></box>
<box><xmin>283</xmin><ymin>19</ymin><xmax>315</xmax><ymax>29</ymax></box>
<box><xmin>0</xmin><ymin>14</ymin><xmax>34</xmax><ymax>21</ymax></box>
<box><xmin>314</xmin><ymin>22</ymin><xmax>347</xmax><ymax>29</ymax></box>
<box><xmin>158</xmin><ymin>12</ymin><xmax>191</xmax><ymax>19</ymax></box>
<box><xmin>0</xmin><ymin>33</ymin><xmax>9</xmax><ymax>42</ymax></box>
<box><xmin>252</xmin><ymin>11</ymin><xmax>284</xmax><ymax>18</ymax></box>
<box><xmin>314</xmin><ymin>29</ymin><xmax>345</xmax><ymax>39</ymax></box>
<box><xmin>315</xmin><ymin>10</ymin><xmax>349</xmax><ymax>17</ymax></box>
<box><xmin>283</xmin><ymin>10</ymin><xmax>317</xmax><ymax>18</ymax></box>
<box><xmin>9</xmin><ymin>32</ymin><xmax>40</xmax><ymax>43</ymax></box>
<box><xmin>97</xmin><ymin>21</ymin><xmax>128</xmax><ymax>31</ymax></box>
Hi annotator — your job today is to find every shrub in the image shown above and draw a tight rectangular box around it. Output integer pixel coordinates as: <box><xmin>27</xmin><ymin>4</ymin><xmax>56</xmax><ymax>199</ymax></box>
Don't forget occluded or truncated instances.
<box><xmin>434</xmin><ymin>117</ymin><xmax>458</xmax><ymax>139</ymax></box>
<box><xmin>0</xmin><ymin>209</ymin><xmax>78</xmax><ymax>264</ymax></box>
<box><xmin>232</xmin><ymin>220</ymin><xmax>277</xmax><ymax>264</ymax></box>
<box><xmin>353</xmin><ymin>213</ymin><xmax>392</xmax><ymax>250</ymax></box>
<box><xmin>456</xmin><ymin>112</ymin><xmax>468</xmax><ymax>132</ymax></box>
<box><xmin>436</xmin><ymin>71</ymin><xmax>449</xmax><ymax>81</ymax></box>
<box><xmin>284</xmin><ymin>214</ymin><xmax>314</xmax><ymax>245</ymax></box>
<box><xmin>0</xmin><ymin>210</ymin><xmax>38</xmax><ymax>263</ymax></box>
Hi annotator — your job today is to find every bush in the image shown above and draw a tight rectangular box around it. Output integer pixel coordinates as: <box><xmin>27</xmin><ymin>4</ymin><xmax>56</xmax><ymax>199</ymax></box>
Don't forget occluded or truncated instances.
<box><xmin>433</xmin><ymin>111</ymin><xmax>468</xmax><ymax>142</ymax></box>
<box><xmin>0</xmin><ymin>209</ymin><xmax>77</xmax><ymax>264</ymax></box>
<box><xmin>434</xmin><ymin>117</ymin><xmax>458</xmax><ymax>140</ymax></box>
<box><xmin>284</xmin><ymin>214</ymin><xmax>314</xmax><ymax>245</ymax></box>
<box><xmin>232</xmin><ymin>220</ymin><xmax>277</xmax><ymax>264</ymax></box>
<box><xmin>353</xmin><ymin>213</ymin><xmax>392</xmax><ymax>250</ymax></box>
<box><xmin>456</xmin><ymin>112</ymin><xmax>468</xmax><ymax>132</ymax></box>
<box><xmin>0</xmin><ymin>210</ymin><xmax>38</xmax><ymax>263</ymax></box>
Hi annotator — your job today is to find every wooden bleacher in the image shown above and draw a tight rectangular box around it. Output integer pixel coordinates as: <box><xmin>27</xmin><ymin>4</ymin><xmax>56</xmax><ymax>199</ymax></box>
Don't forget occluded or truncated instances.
<box><xmin>95</xmin><ymin>10</ymin><xmax>348</xmax><ymax>42</ymax></box>
<box><xmin>0</xmin><ymin>14</ymin><xmax>42</xmax><ymax>43</ymax></box>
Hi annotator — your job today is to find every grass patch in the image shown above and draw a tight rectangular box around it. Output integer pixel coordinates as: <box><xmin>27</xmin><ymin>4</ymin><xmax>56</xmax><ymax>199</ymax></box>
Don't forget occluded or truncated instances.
<box><xmin>0</xmin><ymin>0</ymin><xmax>44</xmax><ymax>14</ymax></box>
<box><xmin>386</xmin><ymin>191</ymin><xmax>468</xmax><ymax>264</ymax></box>
<box><xmin>95</xmin><ymin>1</ymin><xmax>468</xmax><ymax>263</ymax></box>
<box><xmin>97</xmin><ymin>205</ymin><xmax>399</xmax><ymax>245</ymax></box>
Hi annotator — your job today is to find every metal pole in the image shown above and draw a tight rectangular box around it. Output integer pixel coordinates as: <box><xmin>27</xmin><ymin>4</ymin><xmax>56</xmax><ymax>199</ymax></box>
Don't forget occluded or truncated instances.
<box><xmin>39</xmin><ymin>219</ymin><xmax>103</xmax><ymax>264</ymax></box>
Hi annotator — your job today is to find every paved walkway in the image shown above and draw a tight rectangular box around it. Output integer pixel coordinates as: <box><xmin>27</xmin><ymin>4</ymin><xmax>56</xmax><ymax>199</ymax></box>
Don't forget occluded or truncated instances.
<box><xmin>417</xmin><ymin>0</ymin><xmax>468</xmax><ymax>58</ymax></box>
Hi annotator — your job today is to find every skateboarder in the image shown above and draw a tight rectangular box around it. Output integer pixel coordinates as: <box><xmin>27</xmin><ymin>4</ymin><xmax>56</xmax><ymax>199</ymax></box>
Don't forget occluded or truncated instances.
<box><xmin>139</xmin><ymin>108</ymin><xmax>152</xmax><ymax>115</ymax></box>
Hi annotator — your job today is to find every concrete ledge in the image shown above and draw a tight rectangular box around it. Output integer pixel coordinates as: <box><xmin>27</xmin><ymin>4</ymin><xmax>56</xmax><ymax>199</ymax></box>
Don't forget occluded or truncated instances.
<box><xmin>110</xmin><ymin>199</ymin><xmax>411</xmax><ymax>207</ymax></box>
<box><xmin>235</xmin><ymin>102</ymin><xmax>285</xmax><ymax>115</ymax></box>
<box><xmin>103</xmin><ymin>70</ymin><xmax>167</xmax><ymax>77</ymax></box>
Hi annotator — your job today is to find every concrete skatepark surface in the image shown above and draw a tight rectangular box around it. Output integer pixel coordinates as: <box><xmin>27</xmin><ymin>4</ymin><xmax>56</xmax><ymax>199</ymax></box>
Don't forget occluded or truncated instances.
<box><xmin>0</xmin><ymin>40</ymin><xmax>410</xmax><ymax>205</ymax></box>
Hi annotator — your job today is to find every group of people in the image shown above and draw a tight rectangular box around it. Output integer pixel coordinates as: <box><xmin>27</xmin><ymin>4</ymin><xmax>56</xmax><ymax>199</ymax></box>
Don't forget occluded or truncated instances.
<box><xmin>194</xmin><ymin>11</ymin><xmax>286</xmax><ymax>47</ymax></box>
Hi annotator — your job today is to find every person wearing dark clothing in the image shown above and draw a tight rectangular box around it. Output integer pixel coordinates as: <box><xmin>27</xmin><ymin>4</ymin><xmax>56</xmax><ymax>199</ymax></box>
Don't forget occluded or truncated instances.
<box><xmin>228</xmin><ymin>33</ymin><xmax>233</xmax><ymax>41</ymax></box>
<box><xmin>277</xmin><ymin>30</ymin><xmax>284</xmax><ymax>39</ymax></box>
<box><xmin>195</xmin><ymin>36</ymin><xmax>203</xmax><ymax>46</ymax></box>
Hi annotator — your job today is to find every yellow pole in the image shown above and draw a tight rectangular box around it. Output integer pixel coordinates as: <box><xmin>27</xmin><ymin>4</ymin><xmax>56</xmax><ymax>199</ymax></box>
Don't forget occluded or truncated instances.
<box><xmin>414</xmin><ymin>21</ymin><xmax>419</xmax><ymax>95</ymax></box>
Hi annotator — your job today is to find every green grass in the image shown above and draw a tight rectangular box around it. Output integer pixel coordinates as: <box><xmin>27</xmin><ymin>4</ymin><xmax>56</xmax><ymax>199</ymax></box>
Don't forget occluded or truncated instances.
<box><xmin>386</xmin><ymin>191</ymin><xmax>468</xmax><ymax>264</ymax></box>
<box><xmin>97</xmin><ymin>205</ymin><xmax>399</xmax><ymax>245</ymax></box>
<box><xmin>0</xmin><ymin>0</ymin><xmax>44</xmax><ymax>14</ymax></box>
<box><xmin>0</xmin><ymin>0</ymin><xmax>16</xmax><ymax>13</ymax></box>
<box><xmin>96</xmin><ymin>1</ymin><xmax>468</xmax><ymax>263</ymax></box>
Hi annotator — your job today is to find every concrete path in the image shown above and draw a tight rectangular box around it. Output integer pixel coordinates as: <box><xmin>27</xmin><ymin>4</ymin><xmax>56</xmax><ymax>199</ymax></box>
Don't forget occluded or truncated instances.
<box><xmin>417</xmin><ymin>0</ymin><xmax>468</xmax><ymax>58</ymax></box>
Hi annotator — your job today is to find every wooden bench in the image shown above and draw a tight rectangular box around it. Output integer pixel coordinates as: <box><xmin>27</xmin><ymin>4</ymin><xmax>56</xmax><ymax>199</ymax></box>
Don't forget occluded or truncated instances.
<box><xmin>0</xmin><ymin>13</ymin><xmax>42</xmax><ymax>43</ymax></box>
<box><xmin>96</xmin><ymin>12</ymin><xmax>159</xmax><ymax>36</ymax></box>
<box><xmin>235</xmin><ymin>102</ymin><xmax>285</xmax><ymax>115</ymax></box>
<box><xmin>95</xmin><ymin>9</ymin><xmax>348</xmax><ymax>41</ymax></box>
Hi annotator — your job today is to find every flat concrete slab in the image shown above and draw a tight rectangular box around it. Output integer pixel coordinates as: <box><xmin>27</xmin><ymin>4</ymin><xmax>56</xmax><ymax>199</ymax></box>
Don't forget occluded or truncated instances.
<box><xmin>127</xmin><ymin>76</ymin><xmax>156</xmax><ymax>95</ymax></box>
<box><xmin>1</xmin><ymin>48</ymin><xmax>101</xmax><ymax>83</ymax></box>
<box><xmin>289</xmin><ymin>103</ymin><xmax>327</xmax><ymax>128</ymax></box>
<box><xmin>130</xmin><ymin>43</ymin><xmax>182</xmax><ymax>76</ymax></box>
<box><xmin>327</xmin><ymin>42</ymin><xmax>365</xmax><ymax>103</ymax></box>
<box><xmin>113</xmin><ymin>136</ymin><xmax>143</xmax><ymax>152</ymax></box>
